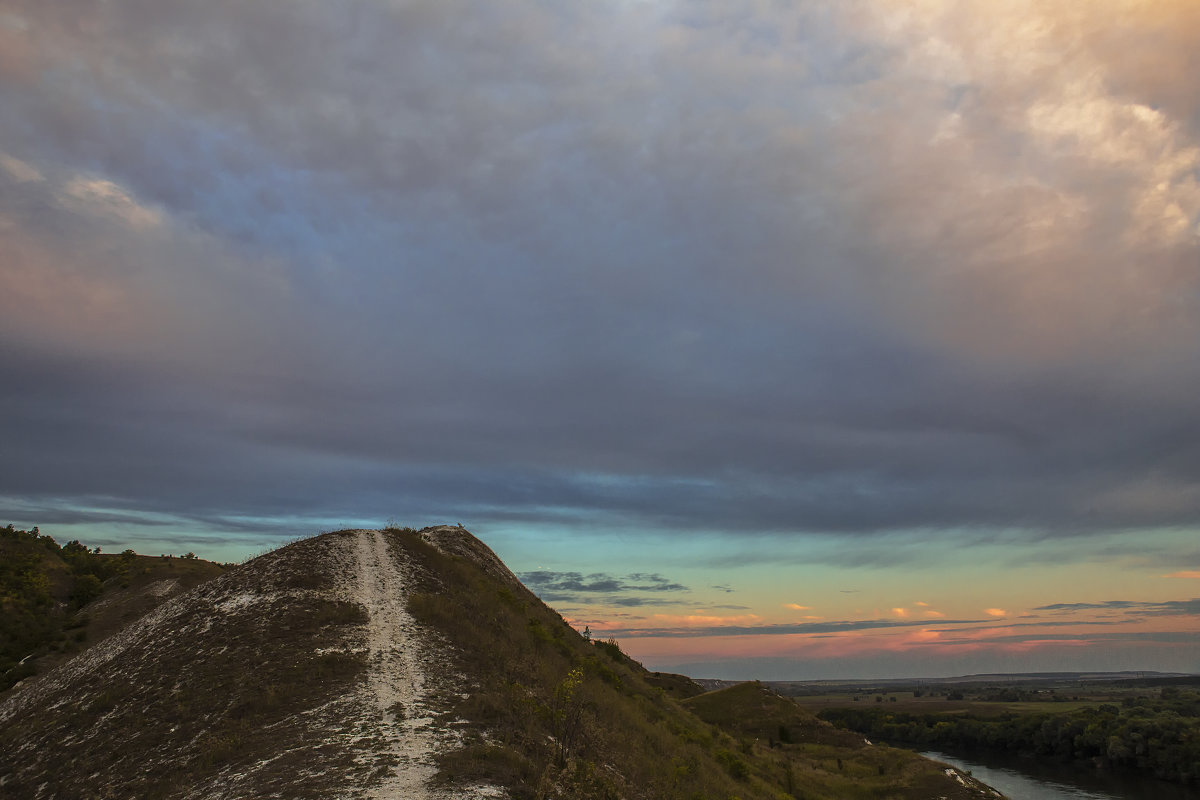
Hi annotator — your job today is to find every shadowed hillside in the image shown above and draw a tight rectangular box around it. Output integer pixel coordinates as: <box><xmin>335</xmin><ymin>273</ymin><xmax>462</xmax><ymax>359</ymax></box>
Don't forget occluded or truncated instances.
<box><xmin>0</xmin><ymin>526</ymin><xmax>1007</xmax><ymax>799</ymax></box>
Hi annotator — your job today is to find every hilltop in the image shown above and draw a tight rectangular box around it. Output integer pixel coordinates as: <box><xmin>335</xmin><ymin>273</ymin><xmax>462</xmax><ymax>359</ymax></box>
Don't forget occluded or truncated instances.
<box><xmin>0</xmin><ymin>526</ymin><xmax>1006</xmax><ymax>799</ymax></box>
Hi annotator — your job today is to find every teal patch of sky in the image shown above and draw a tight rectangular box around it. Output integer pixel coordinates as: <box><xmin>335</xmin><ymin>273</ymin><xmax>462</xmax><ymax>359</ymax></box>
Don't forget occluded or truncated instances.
<box><xmin>481</xmin><ymin>520</ymin><xmax>819</xmax><ymax>610</ymax></box>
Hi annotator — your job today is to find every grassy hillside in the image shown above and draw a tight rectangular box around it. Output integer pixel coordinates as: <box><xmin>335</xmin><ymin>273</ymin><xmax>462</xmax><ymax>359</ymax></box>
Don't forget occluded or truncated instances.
<box><xmin>2</xmin><ymin>525</ymin><xmax>1010</xmax><ymax>799</ymax></box>
<box><xmin>644</xmin><ymin>670</ymin><xmax>707</xmax><ymax>700</ymax></box>
<box><xmin>0</xmin><ymin>524</ymin><xmax>226</xmax><ymax>692</ymax></box>
<box><xmin>388</xmin><ymin>527</ymin><xmax>1003</xmax><ymax>800</ymax></box>
<box><xmin>683</xmin><ymin>682</ymin><xmax>1006</xmax><ymax>800</ymax></box>
<box><xmin>0</xmin><ymin>533</ymin><xmax>371</xmax><ymax>800</ymax></box>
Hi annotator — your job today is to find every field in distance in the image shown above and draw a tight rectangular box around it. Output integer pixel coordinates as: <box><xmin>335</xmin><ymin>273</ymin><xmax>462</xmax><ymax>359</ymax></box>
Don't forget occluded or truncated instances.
<box><xmin>772</xmin><ymin>672</ymin><xmax>1199</xmax><ymax>718</ymax></box>
<box><xmin>773</xmin><ymin>673</ymin><xmax>1200</xmax><ymax>788</ymax></box>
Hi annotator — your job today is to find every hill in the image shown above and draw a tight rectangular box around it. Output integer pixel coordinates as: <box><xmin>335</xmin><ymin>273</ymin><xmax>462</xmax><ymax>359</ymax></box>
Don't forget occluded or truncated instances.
<box><xmin>0</xmin><ymin>526</ymin><xmax>1006</xmax><ymax>799</ymax></box>
<box><xmin>0</xmin><ymin>524</ymin><xmax>226</xmax><ymax>691</ymax></box>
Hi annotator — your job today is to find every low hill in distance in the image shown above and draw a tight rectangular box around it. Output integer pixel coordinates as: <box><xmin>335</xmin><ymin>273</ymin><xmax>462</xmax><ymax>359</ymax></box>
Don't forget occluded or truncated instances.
<box><xmin>0</xmin><ymin>526</ymin><xmax>1006</xmax><ymax>799</ymax></box>
<box><xmin>0</xmin><ymin>524</ymin><xmax>227</xmax><ymax>692</ymax></box>
<box><xmin>692</xmin><ymin>672</ymin><xmax>1199</xmax><ymax>697</ymax></box>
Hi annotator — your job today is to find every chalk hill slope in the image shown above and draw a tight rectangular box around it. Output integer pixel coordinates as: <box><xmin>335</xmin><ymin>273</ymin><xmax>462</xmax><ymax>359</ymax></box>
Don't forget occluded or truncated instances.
<box><xmin>0</xmin><ymin>526</ymin><xmax>1004</xmax><ymax>799</ymax></box>
<box><xmin>0</xmin><ymin>524</ymin><xmax>226</xmax><ymax>691</ymax></box>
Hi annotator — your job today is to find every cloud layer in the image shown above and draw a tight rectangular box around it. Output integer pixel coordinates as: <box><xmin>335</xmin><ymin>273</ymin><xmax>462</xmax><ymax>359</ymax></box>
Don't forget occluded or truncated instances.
<box><xmin>3</xmin><ymin>1</ymin><xmax>1200</xmax><ymax>547</ymax></box>
<box><xmin>520</xmin><ymin>570</ymin><xmax>689</xmax><ymax>606</ymax></box>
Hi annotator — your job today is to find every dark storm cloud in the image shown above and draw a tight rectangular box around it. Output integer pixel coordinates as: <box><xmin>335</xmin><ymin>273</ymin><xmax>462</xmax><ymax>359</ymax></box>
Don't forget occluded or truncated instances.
<box><xmin>606</xmin><ymin>618</ymin><xmax>989</xmax><ymax>639</ymax></box>
<box><xmin>603</xmin><ymin>597</ymin><xmax>681</xmax><ymax>609</ymax></box>
<box><xmin>3</xmin><ymin>1</ymin><xmax>1200</xmax><ymax>544</ymax></box>
<box><xmin>519</xmin><ymin>570</ymin><xmax>689</xmax><ymax>606</ymax></box>
<box><xmin>938</xmin><ymin>620</ymin><xmax>1138</xmax><ymax>633</ymax></box>
<box><xmin>914</xmin><ymin>631</ymin><xmax>1200</xmax><ymax>647</ymax></box>
<box><xmin>1036</xmin><ymin>601</ymin><xmax>1145</xmax><ymax>612</ymax></box>
<box><xmin>1036</xmin><ymin>599</ymin><xmax>1200</xmax><ymax>617</ymax></box>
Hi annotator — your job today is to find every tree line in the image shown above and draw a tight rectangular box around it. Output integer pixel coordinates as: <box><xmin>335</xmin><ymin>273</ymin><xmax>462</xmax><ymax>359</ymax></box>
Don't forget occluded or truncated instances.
<box><xmin>820</xmin><ymin>688</ymin><xmax>1200</xmax><ymax>786</ymax></box>
<box><xmin>0</xmin><ymin>524</ymin><xmax>135</xmax><ymax>691</ymax></box>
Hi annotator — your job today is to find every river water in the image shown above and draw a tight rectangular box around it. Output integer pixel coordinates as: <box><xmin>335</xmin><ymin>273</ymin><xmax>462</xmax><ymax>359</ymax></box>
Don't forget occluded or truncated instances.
<box><xmin>920</xmin><ymin>749</ymin><xmax>1200</xmax><ymax>800</ymax></box>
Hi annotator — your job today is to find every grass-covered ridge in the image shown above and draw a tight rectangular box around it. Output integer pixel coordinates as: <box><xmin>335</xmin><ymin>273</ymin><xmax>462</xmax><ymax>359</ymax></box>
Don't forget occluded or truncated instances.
<box><xmin>2</xmin><ymin>525</ymin><xmax>1010</xmax><ymax>799</ymax></box>
<box><xmin>390</xmin><ymin>525</ymin><xmax>1004</xmax><ymax>800</ymax></box>
<box><xmin>391</xmin><ymin>526</ymin><xmax>758</xmax><ymax>798</ymax></box>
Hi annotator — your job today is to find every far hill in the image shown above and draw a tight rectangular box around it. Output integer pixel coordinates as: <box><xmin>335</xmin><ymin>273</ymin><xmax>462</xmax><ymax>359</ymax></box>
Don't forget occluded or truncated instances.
<box><xmin>0</xmin><ymin>526</ymin><xmax>1007</xmax><ymax>799</ymax></box>
<box><xmin>0</xmin><ymin>524</ymin><xmax>226</xmax><ymax>692</ymax></box>
<box><xmin>760</xmin><ymin>672</ymin><xmax>1199</xmax><ymax>695</ymax></box>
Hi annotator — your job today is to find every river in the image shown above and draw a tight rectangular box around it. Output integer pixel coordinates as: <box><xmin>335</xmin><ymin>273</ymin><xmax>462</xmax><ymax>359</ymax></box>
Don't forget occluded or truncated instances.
<box><xmin>920</xmin><ymin>749</ymin><xmax>1200</xmax><ymax>800</ymax></box>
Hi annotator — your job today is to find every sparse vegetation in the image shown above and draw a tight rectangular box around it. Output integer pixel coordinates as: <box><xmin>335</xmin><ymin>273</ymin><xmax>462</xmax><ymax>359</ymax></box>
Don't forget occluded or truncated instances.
<box><xmin>0</xmin><ymin>524</ymin><xmax>228</xmax><ymax>692</ymax></box>
<box><xmin>0</xmin><ymin>533</ymin><xmax>374</xmax><ymax>799</ymax></box>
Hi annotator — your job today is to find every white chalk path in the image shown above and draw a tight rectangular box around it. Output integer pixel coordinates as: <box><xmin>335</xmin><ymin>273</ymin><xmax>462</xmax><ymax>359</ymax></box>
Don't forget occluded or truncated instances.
<box><xmin>348</xmin><ymin>529</ymin><xmax>442</xmax><ymax>800</ymax></box>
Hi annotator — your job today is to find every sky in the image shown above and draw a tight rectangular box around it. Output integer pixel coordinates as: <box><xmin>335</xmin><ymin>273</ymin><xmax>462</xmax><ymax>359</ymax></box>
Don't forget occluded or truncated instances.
<box><xmin>2</xmin><ymin>0</ymin><xmax>1199</xmax><ymax>680</ymax></box>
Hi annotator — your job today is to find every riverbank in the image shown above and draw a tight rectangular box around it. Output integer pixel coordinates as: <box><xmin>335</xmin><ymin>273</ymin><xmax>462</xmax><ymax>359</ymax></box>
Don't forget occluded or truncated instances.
<box><xmin>816</xmin><ymin>685</ymin><xmax>1200</xmax><ymax>787</ymax></box>
<box><xmin>919</xmin><ymin>748</ymin><xmax>1200</xmax><ymax>800</ymax></box>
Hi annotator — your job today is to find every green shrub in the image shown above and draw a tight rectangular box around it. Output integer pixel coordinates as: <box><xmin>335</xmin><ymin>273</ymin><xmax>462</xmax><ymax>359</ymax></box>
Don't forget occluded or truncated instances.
<box><xmin>69</xmin><ymin>574</ymin><xmax>103</xmax><ymax>608</ymax></box>
<box><xmin>715</xmin><ymin>749</ymin><xmax>750</xmax><ymax>780</ymax></box>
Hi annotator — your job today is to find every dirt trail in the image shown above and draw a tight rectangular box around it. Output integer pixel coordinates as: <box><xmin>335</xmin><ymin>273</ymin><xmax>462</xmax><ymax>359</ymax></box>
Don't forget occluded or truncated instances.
<box><xmin>350</xmin><ymin>529</ymin><xmax>442</xmax><ymax>799</ymax></box>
